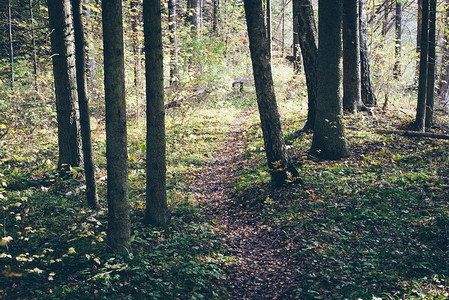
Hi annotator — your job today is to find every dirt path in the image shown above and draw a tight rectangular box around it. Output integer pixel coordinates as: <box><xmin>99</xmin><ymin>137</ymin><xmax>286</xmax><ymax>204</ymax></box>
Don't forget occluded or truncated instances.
<box><xmin>193</xmin><ymin>109</ymin><xmax>299</xmax><ymax>299</ymax></box>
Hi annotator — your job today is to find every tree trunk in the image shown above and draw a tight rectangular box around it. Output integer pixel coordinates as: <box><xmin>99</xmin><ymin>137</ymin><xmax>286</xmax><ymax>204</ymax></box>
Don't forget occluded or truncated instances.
<box><xmin>393</xmin><ymin>0</ymin><xmax>402</xmax><ymax>77</ymax></box>
<box><xmin>437</xmin><ymin>0</ymin><xmax>449</xmax><ymax>106</ymax></box>
<box><xmin>292</xmin><ymin>1</ymin><xmax>301</xmax><ymax>74</ymax></box>
<box><xmin>72</xmin><ymin>0</ymin><xmax>99</xmax><ymax>210</ymax></box>
<box><xmin>130</xmin><ymin>0</ymin><xmax>142</xmax><ymax>121</ymax></box>
<box><xmin>417</xmin><ymin>0</ymin><xmax>423</xmax><ymax>77</ymax></box>
<box><xmin>293</xmin><ymin>0</ymin><xmax>318</xmax><ymax>130</ymax></box>
<box><xmin>416</xmin><ymin>0</ymin><xmax>429</xmax><ymax>132</ymax></box>
<box><xmin>168</xmin><ymin>0</ymin><xmax>179</xmax><ymax>86</ymax></box>
<box><xmin>359</xmin><ymin>0</ymin><xmax>377</xmax><ymax>106</ymax></box>
<box><xmin>102</xmin><ymin>0</ymin><xmax>131</xmax><ymax>255</ymax></box>
<box><xmin>84</xmin><ymin>0</ymin><xmax>96</xmax><ymax>83</ymax></box>
<box><xmin>311</xmin><ymin>0</ymin><xmax>349</xmax><ymax>160</ymax></box>
<box><xmin>425</xmin><ymin>0</ymin><xmax>436</xmax><ymax>129</ymax></box>
<box><xmin>343</xmin><ymin>0</ymin><xmax>362</xmax><ymax>113</ymax></box>
<box><xmin>190</xmin><ymin>0</ymin><xmax>201</xmax><ymax>34</ymax></box>
<box><xmin>213</xmin><ymin>0</ymin><xmax>219</xmax><ymax>34</ymax></box>
<box><xmin>143</xmin><ymin>0</ymin><xmax>170</xmax><ymax>226</ymax></box>
<box><xmin>266</xmin><ymin>0</ymin><xmax>272</xmax><ymax>60</ymax></box>
<box><xmin>48</xmin><ymin>0</ymin><xmax>82</xmax><ymax>169</ymax></box>
<box><xmin>29</xmin><ymin>0</ymin><xmax>38</xmax><ymax>93</ymax></box>
<box><xmin>8</xmin><ymin>0</ymin><xmax>14</xmax><ymax>89</ymax></box>
<box><xmin>243</xmin><ymin>0</ymin><xmax>298</xmax><ymax>186</ymax></box>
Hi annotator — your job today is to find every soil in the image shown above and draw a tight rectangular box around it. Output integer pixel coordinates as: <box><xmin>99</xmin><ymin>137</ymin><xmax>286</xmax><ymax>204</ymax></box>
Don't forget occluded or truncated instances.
<box><xmin>193</xmin><ymin>108</ymin><xmax>302</xmax><ymax>299</ymax></box>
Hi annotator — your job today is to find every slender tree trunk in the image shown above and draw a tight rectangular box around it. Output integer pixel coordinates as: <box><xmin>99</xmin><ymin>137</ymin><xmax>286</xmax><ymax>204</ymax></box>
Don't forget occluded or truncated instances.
<box><xmin>266</xmin><ymin>0</ymin><xmax>272</xmax><ymax>60</ymax></box>
<box><xmin>213</xmin><ymin>0</ymin><xmax>219</xmax><ymax>34</ymax></box>
<box><xmin>417</xmin><ymin>0</ymin><xmax>423</xmax><ymax>77</ymax></box>
<box><xmin>48</xmin><ymin>0</ymin><xmax>82</xmax><ymax>169</ymax></box>
<box><xmin>393</xmin><ymin>0</ymin><xmax>402</xmax><ymax>77</ymax></box>
<box><xmin>311</xmin><ymin>0</ymin><xmax>349</xmax><ymax>159</ymax></box>
<box><xmin>168</xmin><ymin>0</ymin><xmax>179</xmax><ymax>86</ymax></box>
<box><xmin>343</xmin><ymin>0</ymin><xmax>362</xmax><ymax>113</ymax></box>
<box><xmin>425</xmin><ymin>0</ymin><xmax>436</xmax><ymax>129</ymax></box>
<box><xmin>72</xmin><ymin>0</ymin><xmax>99</xmax><ymax>210</ymax></box>
<box><xmin>143</xmin><ymin>0</ymin><xmax>169</xmax><ymax>226</ymax></box>
<box><xmin>437</xmin><ymin>0</ymin><xmax>449</xmax><ymax>106</ymax></box>
<box><xmin>416</xmin><ymin>0</ymin><xmax>429</xmax><ymax>132</ymax></box>
<box><xmin>8</xmin><ymin>0</ymin><xmax>14</xmax><ymax>89</ymax></box>
<box><xmin>293</xmin><ymin>0</ymin><xmax>318</xmax><ymax>130</ymax></box>
<box><xmin>243</xmin><ymin>0</ymin><xmax>298</xmax><ymax>186</ymax></box>
<box><xmin>191</xmin><ymin>0</ymin><xmax>201</xmax><ymax>33</ymax></box>
<box><xmin>29</xmin><ymin>0</ymin><xmax>38</xmax><ymax>93</ymax></box>
<box><xmin>102</xmin><ymin>0</ymin><xmax>131</xmax><ymax>255</ymax></box>
<box><xmin>281</xmin><ymin>0</ymin><xmax>285</xmax><ymax>56</ymax></box>
<box><xmin>130</xmin><ymin>0</ymin><xmax>142</xmax><ymax>120</ymax></box>
<box><xmin>292</xmin><ymin>1</ymin><xmax>301</xmax><ymax>74</ymax></box>
<box><xmin>360</xmin><ymin>0</ymin><xmax>377</xmax><ymax>106</ymax></box>
<box><xmin>84</xmin><ymin>0</ymin><xmax>95</xmax><ymax>83</ymax></box>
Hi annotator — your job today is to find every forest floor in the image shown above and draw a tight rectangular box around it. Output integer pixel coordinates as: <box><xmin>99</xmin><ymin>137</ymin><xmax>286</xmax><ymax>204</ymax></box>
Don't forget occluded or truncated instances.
<box><xmin>1</xmin><ymin>65</ymin><xmax>449</xmax><ymax>299</ymax></box>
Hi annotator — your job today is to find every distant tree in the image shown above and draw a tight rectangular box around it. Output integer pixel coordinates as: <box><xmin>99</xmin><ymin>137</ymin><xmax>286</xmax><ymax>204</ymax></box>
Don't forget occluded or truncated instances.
<box><xmin>343</xmin><ymin>0</ymin><xmax>362</xmax><ymax>113</ymax></box>
<box><xmin>311</xmin><ymin>0</ymin><xmax>349</xmax><ymax>159</ymax></box>
<box><xmin>425</xmin><ymin>0</ymin><xmax>436</xmax><ymax>129</ymax></box>
<box><xmin>416</xmin><ymin>0</ymin><xmax>429</xmax><ymax>132</ymax></box>
<box><xmin>130</xmin><ymin>0</ymin><xmax>143</xmax><ymax>104</ymax></box>
<box><xmin>47</xmin><ymin>0</ymin><xmax>82</xmax><ymax>169</ymax></box>
<box><xmin>437</xmin><ymin>0</ymin><xmax>449</xmax><ymax>104</ymax></box>
<box><xmin>72</xmin><ymin>0</ymin><xmax>99</xmax><ymax>210</ymax></box>
<box><xmin>8</xmin><ymin>0</ymin><xmax>14</xmax><ymax>89</ymax></box>
<box><xmin>29</xmin><ymin>0</ymin><xmax>38</xmax><ymax>92</ymax></box>
<box><xmin>213</xmin><ymin>0</ymin><xmax>219</xmax><ymax>34</ymax></box>
<box><xmin>243</xmin><ymin>0</ymin><xmax>299</xmax><ymax>186</ymax></box>
<box><xmin>393</xmin><ymin>0</ymin><xmax>402</xmax><ymax>77</ymax></box>
<box><xmin>190</xmin><ymin>0</ymin><xmax>201</xmax><ymax>34</ymax></box>
<box><xmin>292</xmin><ymin>0</ymin><xmax>317</xmax><ymax>130</ymax></box>
<box><xmin>102</xmin><ymin>0</ymin><xmax>131</xmax><ymax>255</ymax></box>
<box><xmin>359</xmin><ymin>0</ymin><xmax>377</xmax><ymax>106</ymax></box>
<box><xmin>143</xmin><ymin>0</ymin><xmax>170</xmax><ymax>226</ymax></box>
<box><xmin>168</xmin><ymin>0</ymin><xmax>179</xmax><ymax>86</ymax></box>
<box><xmin>292</xmin><ymin>1</ymin><xmax>301</xmax><ymax>74</ymax></box>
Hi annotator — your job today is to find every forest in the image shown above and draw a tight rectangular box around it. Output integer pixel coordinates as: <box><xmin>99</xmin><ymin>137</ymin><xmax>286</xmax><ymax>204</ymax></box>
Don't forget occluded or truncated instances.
<box><xmin>0</xmin><ymin>0</ymin><xmax>449</xmax><ymax>298</ymax></box>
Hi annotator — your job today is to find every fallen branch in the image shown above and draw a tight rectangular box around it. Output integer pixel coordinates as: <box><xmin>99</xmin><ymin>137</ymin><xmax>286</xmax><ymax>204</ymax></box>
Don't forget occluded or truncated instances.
<box><xmin>375</xmin><ymin>129</ymin><xmax>449</xmax><ymax>140</ymax></box>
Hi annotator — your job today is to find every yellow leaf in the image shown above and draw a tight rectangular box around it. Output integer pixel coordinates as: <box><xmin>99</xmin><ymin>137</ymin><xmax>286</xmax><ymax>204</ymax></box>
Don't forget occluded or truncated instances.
<box><xmin>0</xmin><ymin>236</ymin><xmax>13</xmax><ymax>247</ymax></box>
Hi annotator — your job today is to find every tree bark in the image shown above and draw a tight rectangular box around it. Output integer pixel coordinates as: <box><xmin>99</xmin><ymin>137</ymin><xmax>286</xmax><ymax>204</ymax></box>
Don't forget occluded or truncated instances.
<box><xmin>102</xmin><ymin>0</ymin><xmax>131</xmax><ymax>255</ymax></box>
<box><xmin>293</xmin><ymin>0</ymin><xmax>318</xmax><ymax>130</ymax></box>
<box><xmin>48</xmin><ymin>0</ymin><xmax>82</xmax><ymax>169</ymax></box>
<box><xmin>359</xmin><ymin>0</ymin><xmax>377</xmax><ymax>106</ymax></box>
<box><xmin>343</xmin><ymin>0</ymin><xmax>362</xmax><ymax>113</ymax></box>
<box><xmin>84</xmin><ymin>0</ymin><xmax>96</xmax><ymax>83</ymax></box>
<box><xmin>292</xmin><ymin>1</ymin><xmax>301</xmax><ymax>74</ymax></box>
<box><xmin>425</xmin><ymin>0</ymin><xmax>436</xmax><ymax>129</ymax></box>
<box><xmin>311</xmin><ymin>0</ymin><xmax>349</xmax><ymax>160</ymax></box>
<box><xmin>416</xmin><ymin>0</ymin><xmax>429</xmax><ymax>132</ymax></box>
<box><xmin>29</xmin><ymin>0</ymin><xmax>38</xmax><ymax>92</ymax></box>
<box><xmin>243</xmin><ymin>0</ymin><xmax>298</xmax><ymax>186</ymax></box>
<box><xmin>437</xmin><ymin>0</ymin><xmax>449</xmax><ymax>106</ymax></box>
<box><xmin>143</xmin><ymin>0</ymin><xmax>170</xmax><ymax>226</ymax></box>
<box><xmin>213</xmin><ymin>0</ymin><xmax>219</xmax><ymax>34</ymax></box>
<box><xmin>72</xmin><ymin>0</ymin><xmax>99</xmax><ymax>210</ymax></box>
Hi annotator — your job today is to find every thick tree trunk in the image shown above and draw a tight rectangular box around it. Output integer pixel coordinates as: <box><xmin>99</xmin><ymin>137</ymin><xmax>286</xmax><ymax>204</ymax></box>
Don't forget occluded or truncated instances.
<box><xmin>72</xmin><ymin>0</ymin><xmax>99</xmax><ymax>210</ymax></box>
<box><xmin>343</xmin><ymin>0</ymin><xmax>362</xmax><ymax>113</ymax></box>
<box><xmin>293</xmin><ymin>0</ymin><xmax>318</xmax><ymax>130</ymax></box>
<box><xmin>266</xmin><ymin>0</ymin><xmax>272</xmax><ymax>60</ymax></box>
<box><xmin>311</xmin><ymin>0</ymin><xmax>349</xmax><ymax>160</ymax></box>
<box><xmin>102</xmin><ymin>0</ymin><xmax>131</xmax><ymax>255</ymax></box>
<box><xmin>168</xmin><ymin>0</ymin><xmax>179</xmax><ymax>86</ymax></box>
<box><xmin>425</xmin><ymin>0</ymin><xmax>436</xmax><ymax>129</ymax></box>
<box><xmin>48</xmin><ymin>0</ymin><xmax>82</xmax><ymax>169</ymax></box>
<box><xmin>416</xmin><ymin>0</ymin><xmax>429</xmax><ymax>132</ymax></box>
<box><xmin>143</xmin><ymin>0</ymin><xmax>169</xmax><ymax>226</ymax></box>
<box><xmin>393</xmin><ymin>0</ymin><xmax>402</xmax><ymax>77</ymax></box>
<box><xmin>359</xmin><ymin>0</ymin><xmax>377</xmax><ymax>106</ymax></box>
<box><xmin>243</xmin><ymin>0</ymin><xmax>298</xmax><ymax>186</ymax></box>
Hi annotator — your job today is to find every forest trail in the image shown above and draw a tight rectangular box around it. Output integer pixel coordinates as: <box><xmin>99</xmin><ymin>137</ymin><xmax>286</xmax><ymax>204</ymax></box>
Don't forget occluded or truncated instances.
<box><xmin>192</xmin><ymin>108</ymin><xmax>300</xmax><ymax>299</ymax></box>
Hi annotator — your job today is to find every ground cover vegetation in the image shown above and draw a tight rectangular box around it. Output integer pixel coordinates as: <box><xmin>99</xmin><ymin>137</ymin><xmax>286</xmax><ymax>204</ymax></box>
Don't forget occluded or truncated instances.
<box><xmin>0</xmin><ymin>0</ymin><xmax>449</xmax><ymax>298</ymax></box>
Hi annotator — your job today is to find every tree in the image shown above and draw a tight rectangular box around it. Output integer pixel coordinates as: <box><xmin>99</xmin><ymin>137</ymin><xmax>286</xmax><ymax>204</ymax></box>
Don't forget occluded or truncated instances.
<box><xmin>265</xmin><ymin>0</ymin><xmax>272</xmax><ymax>61</ymax></box>
<box><xmin>130</xmin><ymin>0</ymin><xmax>143</xmax><ymax>119</ymax></box>
<box><xmin>168</xmin><ymin>0</ymin><xmax>179</xmax><ymax>86</ymax></box>
<box><xmin>415</xmin><ymin>0</ymin><xmax>429</xmax><ymax>132</ymax></box>
<box><xmin>29</xmin><ymin>0</ymin><xmax>38</xmax><ymax>92</ymax></box>
<box><xmin>243</xmin><ymin>0</ymin><xmax>298</xmax><ymax>186</ymax></box>
<box><xmin>437</xmin><ymin>0</ymin><xmax>449</xmax><ymax>104</ymax></box>
<box><xmin>102</xmin><ymin>0</ymin><xmax>131</xmax><ymax>255</ymax></box>
<box><xmin>425</xmin><ymin>0</ymin><xmax>436</xmax><ymax>129</ymax></box>
<box><xmin>359</xmin><ymin>0</ymin><xmax>377</xmax><ymax>106</ymax></box>
<box><xmin>393</xmin><ymin>0</ymin><xmax>402</xmax><ymax>77</ymax></box>
<box><xmin>143</xmin><ymin>0</ymin><xmax>170</xmax><ymax>226</ymax></box>
<box><xmin>190</xmin><ymin>0</ymin><xmax>201</xmax><ymax>34</ymax></box>
<box><xmin>72</xmin><ymin>0</ymin><xmax>99</xmax><ymax>210</ymax></box>
<box><xmin>213</xmin><ymin>0</ymin><xmax>219</xmax><ymax>34</ymax></box>
<box><xmin>310</xmin><ymin>0</ymin><xmax>349</xmax><ymax>159</ymax></box>
<box><xmin>343</xmin><ymin>0</ymin><xmax>362</xmax><ymax>113</ymax></box>
<box><xmin>47</xmin><ymin>0</ymin><xmax>82</xmax><ymax>169</ymax></box>
<box><xmin>292</xmin><ymin>0</ymin><xmax>317</xmax><ymax>130</ymax></box>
